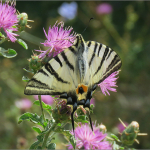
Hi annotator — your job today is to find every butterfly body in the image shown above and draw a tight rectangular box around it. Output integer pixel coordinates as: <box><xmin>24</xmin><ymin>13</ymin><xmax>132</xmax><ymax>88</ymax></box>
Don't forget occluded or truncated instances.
<box><xmin>24</xmin><ymin>34</ymin><xmax>122</xmax><ymax>132</ymax></box>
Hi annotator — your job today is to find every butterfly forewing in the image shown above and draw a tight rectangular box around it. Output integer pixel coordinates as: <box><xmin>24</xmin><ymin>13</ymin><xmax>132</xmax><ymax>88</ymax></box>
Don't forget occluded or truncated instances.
<box><xmin>85</xmin><ymin>41</ymin><xmax>122</xmax><ymax>86</ymax></box>
<box><xmin>24</xmin><ymin>49</ymin><xmax>79</xmax><ymax>95</ymax></box>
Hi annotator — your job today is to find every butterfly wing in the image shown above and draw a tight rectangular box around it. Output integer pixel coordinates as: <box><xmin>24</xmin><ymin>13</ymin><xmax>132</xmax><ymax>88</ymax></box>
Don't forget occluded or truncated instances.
<box><xmin>84</xmin><ymin>41</ymin><xmax>122</xmax><ymax>87</ymax></box>
<box><xmin>24</xmin><ymin>49</ymin><xmax>79</xmax><ymax>95</ymax></box>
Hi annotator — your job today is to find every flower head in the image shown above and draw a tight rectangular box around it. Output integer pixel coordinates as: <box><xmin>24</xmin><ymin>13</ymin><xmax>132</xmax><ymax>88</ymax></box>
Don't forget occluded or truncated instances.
<box><xmin>98</xmin><ymin>71</ymin><xmax>120</xmax><ymax>96</ymax></box>
<box><xmin>117</xmin><ymin>122</ymin><xmax>128</xmax><ymax>133</ymax></box>
<box><xmin>58</xmin><ymin>2</ymin><xmax>78</xmax><ymax>20</ymax></box>
<box><xmin>0</xmin><ymin>1</ymin><xmax>19</xmax><ymax>42</ymax></box>
<box><xmin>96</xmin><ymin>3</ymin><xmax>113</xmax><ymax>15</ymax></box>
<box><xmin>36</xmin><ymin>21</ymin><xmax>76</xmax><ymax>59</ymax></box>
<box><xmin>34</xmin><ymin>95</ymin><xmax>54</xmax><ymax>105</ymax></box>
<box><xmin>68</xmin><ymin>123</ymin><xmax>112</xmax><ymax>150</ymax></box>
<box><xmin>15</xmin><ymin>98</ymin><xmax>32</xmax><ymax>110</ymax></box>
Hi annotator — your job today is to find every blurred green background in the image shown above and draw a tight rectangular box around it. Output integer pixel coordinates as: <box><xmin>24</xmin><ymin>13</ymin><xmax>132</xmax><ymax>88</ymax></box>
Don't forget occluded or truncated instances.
<box><xmin>0</xmin><ymin>1</ymin><xmax>150</xmax><ymax>149</ymax></box>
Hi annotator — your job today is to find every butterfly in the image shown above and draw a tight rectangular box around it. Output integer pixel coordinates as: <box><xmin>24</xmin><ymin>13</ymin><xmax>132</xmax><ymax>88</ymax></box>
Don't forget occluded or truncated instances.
<box><xmin>24</xmin><ymin>34</ymin><xmax>122</xmax><ymax>132</ymax></box>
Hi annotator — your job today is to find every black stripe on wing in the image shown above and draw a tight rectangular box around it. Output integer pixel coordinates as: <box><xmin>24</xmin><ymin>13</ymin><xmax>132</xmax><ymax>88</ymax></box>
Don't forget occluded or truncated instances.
<box><xmin>61</xmin><ymin>51</ymin><xmax>74</xmax><ymax>71</ymax></box>
<box><xmin>87</xmin><ymin>41</ymin><xmax>91</xmax><ymax>47</ymax></box>
<box><xmin>106</xmin><ymin>49</ymin><xmax>114</xmax><ymax>60</ymax></box>
<box><xmin>105</xmin><ymin>54</ymin><xmax>121</xmax><ymax>73</ymax></box>
<box><xmin>68</xmin><ymin>46</ymin><xmax>77</xmax><ymax>55</ymax></box>
<box><xmin>89</xmin><ymin>42</ymin><xmax>98</xmax><ymax>67</ymax></box>
<box><xmin>96</xmin><ymin>60</ymin><xmax>122</xmax><ymax>84</ymax></box>
<box><xmin>54</xmin><ymin>55</ymin><xmax>62</xmax><ymax>67</ymax></box>
<box><xmin>93</xmin><ymin>46</ymin><xmax>109</xmax><ymax>76</ymax></box>
<box><xmin>98</xmin><ymin>43</ymin><xmax>102</xmax><ymax>56</ymax></box>
<box><xmin>45</xmin><ymin>63</ymin><xmax>69</xmax><ymax>84</ymax></box>
<box><xmin>38</xmin><ymin>69</ymin><xmax>49</xmax><ymax>76</ymax></box>
<box><xmin>30</xmin><ymin>78</ymin><xmax>48</xmax><ymax>87</ymax></box>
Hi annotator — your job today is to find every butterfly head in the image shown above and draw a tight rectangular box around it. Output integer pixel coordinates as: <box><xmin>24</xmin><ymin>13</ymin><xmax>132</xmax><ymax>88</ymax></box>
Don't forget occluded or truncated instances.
<box><xmin>73</xmin><ymin>34</ymin><xmax>85</xmax><ymax>49</ymax></box>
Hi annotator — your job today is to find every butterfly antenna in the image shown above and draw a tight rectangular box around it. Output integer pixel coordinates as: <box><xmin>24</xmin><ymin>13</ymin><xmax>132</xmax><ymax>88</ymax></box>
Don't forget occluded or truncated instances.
<box><xmin>82</xmin><ymin>17</ymin><xmax>94</xmax><ymax>34</ymax></box>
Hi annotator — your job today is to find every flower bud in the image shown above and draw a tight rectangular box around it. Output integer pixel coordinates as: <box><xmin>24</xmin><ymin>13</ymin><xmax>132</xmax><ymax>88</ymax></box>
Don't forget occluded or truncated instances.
<box><xmin>121</xmin><ymin>121</ymin><xmax>139</xmax><ymax>146</ymax></box>
<box><xmin>41</xmin><ymin>55</ymin><xmax>51</xmax><ymax>66</ymax></box>
<box><xmin>17</xmin><ymin>13</ymin><xmax>28</xmax><ymax>32</ymax></box>
<box><xmin>28</xmin><ymin>54</ymin><xmax>42</xmax><ymax>73</ymax></box>
<box><xmin>99</xmin><ymin>124</ymin><xmax>107</xmax><ymax>133</ymax></box>
<box><xmin>52</xmin><ymin>100</ymin><xmax>72</xmax><ymax>123</ymax></box>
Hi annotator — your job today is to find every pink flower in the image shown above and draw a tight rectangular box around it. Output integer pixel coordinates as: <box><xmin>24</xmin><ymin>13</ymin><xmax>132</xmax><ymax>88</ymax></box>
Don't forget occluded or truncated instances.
<box><xmin>90</xmin><ymin>98</ymin><xmax>95</xmax><ymax>106</ymax></box>
<box><xmin>36</xmin><ymin>21</ymin><xmax>76</xmax><ymax>59</ymax></box>
<box><xmin>68</xmin><ymin>123</ymin><xmax>112</xmax><ymax>150</ymax></box>
<box><xmin>34</xmin><ymin>95</ymin><xmax>54</xmax><ymax>105</ymax></box>
<box><xmin>96</xmin><ymin>3</ymin><xmax>113</xmax><ymax>15</ymax></box>
<box><xmin>98</xmin><ymin>71</ymin><xmax>120</xmax><ymax>96</ymax></box>
<box><xmin>15</xmin><ymin>98</ymin><xmax>32</xmax><ymax>110</ymax></box>
<box><xmin>117</xmin><ymin>122</ymin><xmax>128</xmax><ymax>133</ymax></box>
<box><xmin>0</xmin><ymin>1</ymin><xmax>19</xmax><ymax>42</ymax></box>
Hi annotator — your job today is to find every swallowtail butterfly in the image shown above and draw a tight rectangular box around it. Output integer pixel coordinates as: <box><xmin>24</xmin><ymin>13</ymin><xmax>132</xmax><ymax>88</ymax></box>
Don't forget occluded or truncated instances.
<box><xmin>24</xmin><ymin>34</ymin><xmax>122</xmax><ymax>132</ymax></box>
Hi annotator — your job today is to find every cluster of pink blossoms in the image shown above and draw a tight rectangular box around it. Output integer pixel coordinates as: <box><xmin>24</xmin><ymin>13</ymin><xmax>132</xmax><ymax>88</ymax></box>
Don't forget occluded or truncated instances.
<box><xmin>36</xmin><ymin>21</ymin><xmax>76</xmax><ymax>58</ymax></box>
<box><xmin>0</xmin><ymin>1</ymin><xmax>19</xmax><ymax>42</ymax></box>
<box><xmin>68</xmin><ymin>123</ymin><xmax>112</xmax><ymax>149</ymax></box>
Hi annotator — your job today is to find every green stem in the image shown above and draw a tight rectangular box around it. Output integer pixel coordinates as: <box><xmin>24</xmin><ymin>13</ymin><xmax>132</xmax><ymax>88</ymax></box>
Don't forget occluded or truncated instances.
<box><xmin>38</xmin><ymin>95</ymin><xmax>45</xmax><ymax>122</ymax></box>
<box><xmin>42</xmin><ymin>122</ymin><xmax>57</xmax><ymax>148</ymax></box>
<box><xmin>42</xmin><ymin>122</ymin><xmax>67</xmax><ymax>149</ymax></box>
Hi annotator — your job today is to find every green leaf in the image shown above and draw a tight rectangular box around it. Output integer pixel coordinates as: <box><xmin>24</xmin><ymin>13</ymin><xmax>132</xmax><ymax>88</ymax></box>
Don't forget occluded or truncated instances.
<box><xmin>47</xmin><ymin>143</ymin><xmax>56</xmax><ymax>149</ymax></box>
<box><xmin>17</xmin><ymin>39</ymin><xmax>28</xmax><ymax>49</ymax></box>
<box><xmin>57</xmin><ymin>123</ymin><xmax>61</xmax><ymax>126</ymax></box>
<box><xmin>37</xmin><ymin>146</ymin><xmax>42</xmax><ymax>149</ymax></box>
<box><xmin>23</xmin><ymin>68</ymin><xmax>34</xmax><ymax>73</ymax></box>
<box><xmin>1</xmin><ymin>48</ymin><xmax>17</xmax><ymax>58</ymax></box>
<box><xmin>18</xmin><ymin>112</ymin><xmax>44</xmax><ymax>127</ymax></box>
<box><xmin>37</xmin><ymin>134</ymin><xmax>44</xmax><ymax>142</ymax></box>
<box><xmin>22</xmin><ymin>76</ymin><xmax>30</xmax><ymax>82</ymax></box>
<box><xmin>75</xmin><ymin>115</ymin><xmax>88</xmax><ymax>123</ymax></box>
<box><xmin>57</xmin><ymin>130</ymin><xmax>76</xmax><ymax>149</ymax></box>
<box><xmin>34</xmin><ymin>100</ymin><xmax>52</xmax><ymax>110</ymax></box>
<box><xmin>0</xmin><ymin>32</ymin><xmax>3</xmax><ymax>36</ymax></box>
<box><xmin>32</xmin><ymin>126</ymin><xmax>42</xmax><ymax>134</ymax></box>
<box><xmin>112</xmin><ymin>141</ymin><xmax>120</xmax><ymax>150</ymax></box>
<box><xmin>110</xmin><ymin>134</ymin><xmax>120</xmax><ymax>142</ymax></box>
<box><xmin>29</xmin><ymin>140</ymin><xmax>40</xmax><ymax>150</ymax></box>
<box><xmin>69</xmin><ymin>134</ymin><xmax>76</xmax><ymax>149</ymax></box>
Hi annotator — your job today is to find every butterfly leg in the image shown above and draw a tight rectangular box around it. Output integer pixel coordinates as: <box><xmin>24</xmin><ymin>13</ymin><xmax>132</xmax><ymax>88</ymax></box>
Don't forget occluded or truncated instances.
<box><xmin>71</xmin><ymin>102</ymin><xmax>77</xmax><ymax>134</ymax></box>
<box><xmin>65</xmin><ymin>96</ymin><xmax>78</xmax><ymax>133</ymax></box>
<box><xmin>84</xmin><ymin>98</ymin><xmax>93</xmax><ymax>131</ymax></box>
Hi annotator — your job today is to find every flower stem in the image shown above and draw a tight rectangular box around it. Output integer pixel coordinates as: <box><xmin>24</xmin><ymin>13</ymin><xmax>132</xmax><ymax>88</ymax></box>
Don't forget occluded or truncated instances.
<box><xmin>42</xmin><ymin>122</ymin><xmax>67</xmax><ymax>148</ymax></box>
<box><xmin>38</xmin><ymin>95</ymin><xmax>45</xmax><ymax>122</ymax></box>
<box><xmin>42</xmin><ymin>122</ymin><xmax>57</xmax><ymax>148</ymax></box>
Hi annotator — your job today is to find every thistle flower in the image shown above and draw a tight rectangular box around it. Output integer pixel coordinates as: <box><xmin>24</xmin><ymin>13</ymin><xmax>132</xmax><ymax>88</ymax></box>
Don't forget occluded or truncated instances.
<box><xmin>34</xmin><ymin>95</ymin><xmax>54</xmax><ymax>105</ymax></box>
<box><xmin>0</xmin><ymin>1</ymin><xmax>19</xmax><ymax>42</ymax></box>
<box><xmin>68</xmin><ymin>123</ymin><xmax>112</xmax><ymax>150</ymax></box>
<box><xmin>117</xmin><ymin>122</ymin><xmax>128</xmax><ymax>133</ymax></box>
<box><xmin>98</xmin><ymin>71</ymin><xmax>120</xmax><ymax>96</ymax></box>
<box><xmin>36</xmin><ymin>21</ymin><xmax>76</xmax><ymax>59</ymax></box>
